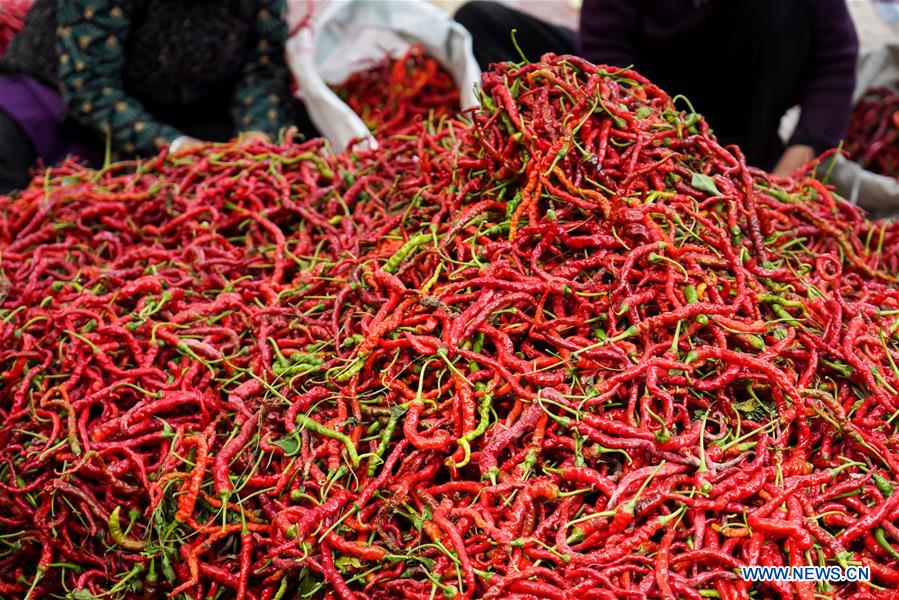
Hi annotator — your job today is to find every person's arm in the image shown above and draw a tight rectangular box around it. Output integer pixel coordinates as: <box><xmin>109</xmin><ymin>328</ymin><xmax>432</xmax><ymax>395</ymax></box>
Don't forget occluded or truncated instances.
<box><xmin>55</xmin><ymin>0</ymin><xmax>187</xmax><ymax>155</ymax></box>
<box><xmin>231</xmin><ymin>0</ymin><xmax>292</xmax><ymax>139</ymax></box>
<box><xmin>773</xmin><ymin>144</ymin><xmax>816</xmax><ymax>177</ymax></box>
<box><xmin>577</xmin><ymin>0</ymin><xmax>642</xmax><ymax>69</ymax></box>
<box><xmin>778</xmin><ymin>0</ymin><xmax>858</xmax><ymax>175</ymax></box>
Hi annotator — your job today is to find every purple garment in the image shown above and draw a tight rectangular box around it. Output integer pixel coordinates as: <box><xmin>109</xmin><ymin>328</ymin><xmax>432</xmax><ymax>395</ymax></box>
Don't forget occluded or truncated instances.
<box><xmin>577</xmin><ymin>0</ymin><xmax>859</xmax><ymax>154</ymax></box>
<box><xmin>0</xmin><ymin>74</ymin><xmax>101</xmax><ymax>166</ymax></box>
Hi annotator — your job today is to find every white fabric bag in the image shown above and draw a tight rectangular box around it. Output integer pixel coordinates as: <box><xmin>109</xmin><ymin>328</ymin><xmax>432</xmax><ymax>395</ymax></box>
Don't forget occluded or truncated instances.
<box><xmin>827</xmin><ymin>43</ymin><xmax>899</xmax><ymax>217</ymax></box>
<box><xmin>286</xmin><ymin>0</ymin><xmax>481</xmax><ymax>152</ymax></box>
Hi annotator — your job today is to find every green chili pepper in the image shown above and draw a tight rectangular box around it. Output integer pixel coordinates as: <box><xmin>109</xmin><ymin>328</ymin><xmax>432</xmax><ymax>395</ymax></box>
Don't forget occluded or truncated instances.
<box><xmin>873</xmin><ymin>472</ymin><xmax>894</xmax><ymax>497</ymax></box>
<box><xmin>160</xmin><ymin>550</ymin><xmax>176</xmax><ymax>584</ymax></box>
<box><xmin>683</xmin><ymin>284</ymin><xmax>709</xmax><ymax>325</ymax></box>
<box><xmin>383</xmin><ymin>232</ymin><xmax>432</xmax><ymax>274</ymax></box>
<box><xmin>296</xmin><ymin>414</ymin><xmax>360</xmax><ymax>467</ymax></box>
<box><xmin>368</xmin><ymin>406</ymin><xmax>406</xmax><ymax>476</ymax></box>
<box><xmin>455</xmin><ymin>387</ymin><xmax>494</xmax><ymax>468</ymax></box>
<box><xmin>875</xmin><ymin>528</ymin><xmax>899</xmax><ymax>560</ymax></box>
<box><xmin>506</xmin><ymin>190</ymin><xmax>524</xmax><ymax>219</ymax></box>
<box><xmin>340</xmin><ymin>334</ymin><xmax>365</xmax><ymax>349</ymax></box>
<box><xmin>108</xmin><ymin>506</ymin><xmax>146</xmax><ymax>551</ymax></box>
<box><xmin>737</xmin><ymin>333</ymin><xmax>766</xmax><ymax>351</ymax></box>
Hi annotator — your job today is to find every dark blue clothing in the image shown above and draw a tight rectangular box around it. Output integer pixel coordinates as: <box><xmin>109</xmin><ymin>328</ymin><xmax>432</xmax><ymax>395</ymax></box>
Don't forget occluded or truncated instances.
<box><xmin>577</xmin><ymin>0</ymin><xmax>859</xmax><ymax>156</ymax></box>
<box><xmin>455</xmin><ymin>0</ymin><xmax>859</xmax><ymax>170</ymax></box>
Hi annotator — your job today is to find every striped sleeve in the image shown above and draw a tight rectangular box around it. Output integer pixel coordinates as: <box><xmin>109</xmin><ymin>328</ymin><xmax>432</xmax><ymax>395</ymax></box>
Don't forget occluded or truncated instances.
<box><xmin>56</xmin><ymin>0</ymin><xmax>183</xmax><ymax>155</ymax></box>
<box><xmin>231</xmin><ymin>0</ymin><xmax>292</xmax><ymax>138</ymax></box>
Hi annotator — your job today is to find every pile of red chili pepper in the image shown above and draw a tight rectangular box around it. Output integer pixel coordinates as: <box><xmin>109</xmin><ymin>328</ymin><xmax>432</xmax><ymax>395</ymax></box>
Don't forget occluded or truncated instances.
<box><xmin>333</xmin><ymin>43</ymin><xmax>460</xmax><ymax>136</ymax></box>
<box><xmin>0</xmin><ymin>0</ymin><xmax>31</xmax><ymax>56</ymax></box>
<box><xmin>2</xmin><ymin>55</ymin><xmax>899</xmax><ymax>600</ymax></box>
<box><xmin>846</xmin><ymin>86</ymin><xmax>899</xmax><ymax>179</ymax></box>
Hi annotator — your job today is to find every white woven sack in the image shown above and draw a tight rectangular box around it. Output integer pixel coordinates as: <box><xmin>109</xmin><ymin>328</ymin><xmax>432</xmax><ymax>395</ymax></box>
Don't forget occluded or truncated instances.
<box><xmin>829</xmin><ymin>43</ymin><xmax>899</xmax><ymax>216</ymax></box>
<box><xmin>286</xmin><ymin>0</ymin><xmax>481</xmax><ymax>152</ymax></box>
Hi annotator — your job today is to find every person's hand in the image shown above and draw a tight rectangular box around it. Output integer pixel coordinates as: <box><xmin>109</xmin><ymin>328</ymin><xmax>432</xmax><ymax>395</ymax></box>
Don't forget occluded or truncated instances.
<box><xmin>238</xmin><ymin>131</ymin><xmax>271</xmax><ymax>145</ymax></box>
<box><xmin>169</xmin><ymin>136</ymin><xmax>203</xmax><ymax>155</ymax></box>
<box><xmin>283</xmin><ymin>126</ymin><xmax>299</xmax><ymax>143</ymax></box>
<box><xmin>773</xmin><ymin>144</ymin><xmax>815</xmax><ymax>178</ymax></box>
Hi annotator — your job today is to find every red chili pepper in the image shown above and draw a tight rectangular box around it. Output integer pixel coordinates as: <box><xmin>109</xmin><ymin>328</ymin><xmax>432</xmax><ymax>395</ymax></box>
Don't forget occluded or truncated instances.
<box><xmin>2</xmin><ymin>51</ymin><xmax>899</xmax><ymax>600</ymax></box>
<box><xmin>236</xmin><ymin>531</ymin><xmax>253</xmax><ymax>600</ymax></box>
<box><xmin>837</xmin><ymin>489</ymin><xmax>899</xmax><ymax>546</ymax></box>
<box><xmin>846</xmin><ymin>87</ymin><xmax>899</xmax><ymax>179</ymax></box>
<box><xmin>0</xmin><ymin>1</ymin><xmax>31</xmax><ymax>55</ymax></box>
<box><xmin>175</xmin><ymin>435</ymin><xmax>210</xmax><ymax>523</ymax></box>
<box><xmin>403</xmin><ymin>402</ymin><xmax>451</xmax><ymax>450</ymax></box>
<box><xmin>333</xmin><ymin>44</ymin><xmax>460</xmax><ymax>136</ymax></box>
<box><xmin>212</xmin><ymin>411</ymin><xmax>259</xmax><ymax>497</ymax></box>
